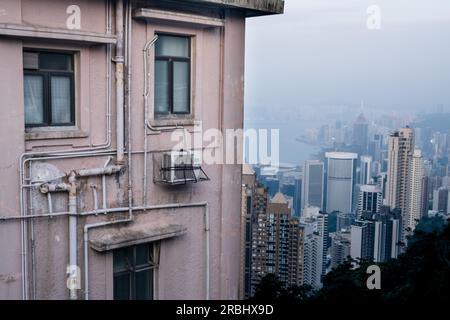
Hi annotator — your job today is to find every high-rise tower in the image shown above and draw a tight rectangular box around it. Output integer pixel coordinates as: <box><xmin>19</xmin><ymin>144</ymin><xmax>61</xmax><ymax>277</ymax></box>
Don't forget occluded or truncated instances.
<box><xmin>353</xmin><ymin>113</ymin><xmax>369</xmax><ymax>155</ymax></box>
<box><xmin>325</xmin><ymin>152</ymin><xmax>358</xmax><ymax>214</ymax></box>
<box><xmin>386</xmin><ymin>127</ymin><xmax>414</xmax><ymax>241</ymax></box>
<box><xmin>302</xmin><ymin>160</ymin><xmax>324</xmax><ymax>213</ymax></box>
<box><xmin>405</xmin><ymin>148</ymin><xmax>426</xmax><ymax>233</ymax></box>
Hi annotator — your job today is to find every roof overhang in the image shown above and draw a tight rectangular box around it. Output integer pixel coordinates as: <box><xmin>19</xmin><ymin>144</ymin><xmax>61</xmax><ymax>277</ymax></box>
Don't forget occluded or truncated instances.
<box><xmin>188</xmin><ymin>0</ymin><xmax>284</xmax><ymax>16</ymax></box>
<box><xmin>138</xmin><ymin>0</ymin><xmax>284</xmax><ymax>17</ymax></box>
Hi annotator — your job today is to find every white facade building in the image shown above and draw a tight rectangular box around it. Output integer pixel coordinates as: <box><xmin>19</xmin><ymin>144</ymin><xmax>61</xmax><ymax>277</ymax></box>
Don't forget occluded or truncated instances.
<box><xmin>325</xmin><ymin>152</ymin><xmax>358</xmax><ymax>214</ymax></box>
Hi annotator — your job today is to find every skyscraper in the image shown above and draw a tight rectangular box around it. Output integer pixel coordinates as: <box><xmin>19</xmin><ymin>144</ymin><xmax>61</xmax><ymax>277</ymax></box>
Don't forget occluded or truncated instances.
<box><xmin>240</xmin><ymin>164</ymin><xmax>268</xmax><ymax>299</ymax></box>
<box><xmin>336</xmin><ymin>212</ymin><xmax>356</xmax><ymax>231</ymax></box>
<box><xmin>359</xmin><ymin>155</ymin><xmax>373</xmax><ymax>185</ymax></box>
<box><xmin>330</xmin><ymin>230</ymin><xmax>351</xmax><ymax>269</ymax></box>
<box><xmin>375</xmin><ymin>172</ymin><xmax>388</xmax><ymax>203</ymax></box>
<box><xmin>350</xmin><ymin>220</ymin><xmax>375</xmax><ymax>261</ymax></box>
<box><xmin>351</xmin><ymin>206</ymin><xmax>402</xmax><ymax>262</ymax></box>
<box><xmin>294</xmin><ymin>177</ymin><xmax>302</xmax><ymax>217</ymax></box>
<box><xmin>266</xmin><ymin>193</ymin><xmax>292</xmax><ymax>286</ymax></box>
<box><xmin>433</xmin><ymin>187</ymin><xmax>450</xmax><ymax>213</ymax></box>
<box><xmin>405</xmin><ymin>148</ymin><xmax>426</xmax><ymax>233</ymax></box>
<box><xmin>357</xmin><ymin>184</ymin><xmax>382</xmax><ymax>219</ymax></box>
<box><xmin>301</xmin><ymin>211</ymin><xmax>328</xmax><ymax>288</ymax></box>
<box><xmin>302</xmin><ymin>160</ymin><xmax>324</xmax><ymax>213</ymax></box>
<box><xmin>325</xmin><ymin>152</ymin><xmax>358</xmax><ymax>214</ymax></box>
<box><xmin>373</xmin><ymin>206</ymin><xmax>402</xmax><ymax>262</ymax></box>
<box><xmin>247</xmin><ymin>191</ymin><xmax>305</xmax><ymax>293</ymax></box>
<box><xmin>287</xmin><ymin>219</ymin><xmax>305</xmax><ymax>287</ymax></box>
<box><xmin>353</xmin><ymin>113</ymin><xmax>369</xmax><ymax>155</ymax></box>
<box><xmin>369</xmin><ymin>133</ymin><xmax>384</xmax><ymax>163</ymax></box>
<box><xmin>386</xmin><ymin>127</ymin><xmax>414</xmax><ymax>242</ymax></box>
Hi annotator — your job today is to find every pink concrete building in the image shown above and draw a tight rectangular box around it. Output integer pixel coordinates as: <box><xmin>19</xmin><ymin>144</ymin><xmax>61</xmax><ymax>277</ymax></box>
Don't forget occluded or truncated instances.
<box><xmin>0</xmin><ymin>0</ymin><xmax>283</xmax><ymax>300</ymax></box>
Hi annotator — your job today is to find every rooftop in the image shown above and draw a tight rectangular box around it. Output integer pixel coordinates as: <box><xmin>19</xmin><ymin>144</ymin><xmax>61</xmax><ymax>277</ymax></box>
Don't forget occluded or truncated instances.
<box><xmin>271</xmin><ymin>192</ymin><xmax>288</xmax><ymax>204</ymax></box>
<box><xmin>242</xmin><ymin>163</ymin><xmax>255</xmax><ymax>175</ymax></box>
<box><xmin>325</xmin><ymin>152</ymin><xmax>358</xmax><ymax>160</ymax></box>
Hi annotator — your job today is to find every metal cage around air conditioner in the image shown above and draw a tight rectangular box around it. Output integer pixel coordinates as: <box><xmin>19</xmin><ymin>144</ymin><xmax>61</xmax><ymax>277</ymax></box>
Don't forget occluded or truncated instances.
<box><xmin>154</xmin><ymin>150</ymin><xmax>209</xmax><ymax>185</ymax></box>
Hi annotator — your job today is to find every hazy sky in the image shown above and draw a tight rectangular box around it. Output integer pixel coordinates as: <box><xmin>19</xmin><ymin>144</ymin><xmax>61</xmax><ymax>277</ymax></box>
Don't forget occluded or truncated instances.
<box><xmin>244</xmin><ymin>0</ymin><xmax>450</xmax><ymax>117</ymax></box>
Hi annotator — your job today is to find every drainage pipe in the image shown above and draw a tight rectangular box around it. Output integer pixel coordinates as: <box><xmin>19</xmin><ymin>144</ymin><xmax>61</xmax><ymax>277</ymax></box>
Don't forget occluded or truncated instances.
<box><xmin>142</xmin><ymin>35</ymin><xmax>158</xmax><ymax>207</ymax></box>
<box><xmin>126</xmin><ymin>0</ymin><xmax>133</xmax><ymax>221</ymax></box>
<box><xmin>39</xmin><ymin>171</ymin><xmax>78</xmax><ymax>300</ymax></box>
<box><xmin>38</xmin><ymin>165</ymin><xmax>123</xmax><ymax>299</ymax></box>
<box><xmin>67</xmin><ymin>172</ymin><xmax>78</xmax><ymax>300</ymax></box>
<box><xmin>115</xmin><ymin>0</ymin><xmax>125</xmax><ymax>164</ymax></box>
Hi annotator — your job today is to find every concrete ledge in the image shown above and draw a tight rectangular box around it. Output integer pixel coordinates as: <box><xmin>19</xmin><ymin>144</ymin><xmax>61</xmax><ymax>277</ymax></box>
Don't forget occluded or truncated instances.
<box><xmin>134</xmin><ymin>8</ymin><xmax>224</xmax><ymax>27</ymax></box>
<box><xmin>150</xmin><ymin>116</ymin><xmax>196</xmax><ymax>128</ymax></box>
<box><xmin>0</xmin><ymin>24</ymin><xmax>116</xmax><ymax>44</ymax></box>
<box><xmin>25</xmin><ymin>128</ymin><xmax>89</xmax><ymax>141</ymax></box>
<box><xmin>90</xmin><ymin>223</ymin><xmax>187</xmax><ymax>252</ymax></box>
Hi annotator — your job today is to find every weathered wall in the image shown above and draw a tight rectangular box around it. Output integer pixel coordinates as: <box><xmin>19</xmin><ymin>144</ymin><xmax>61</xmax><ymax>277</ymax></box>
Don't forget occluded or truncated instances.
<box><xmin>0</xmin><ymin>0</ymin><xmax>245</xmax><ymax>300</ymax></box>
<box><xmin>0</xmin><ymin>37</ymin><xmax>25</xmax><ymax>299</ymax></box>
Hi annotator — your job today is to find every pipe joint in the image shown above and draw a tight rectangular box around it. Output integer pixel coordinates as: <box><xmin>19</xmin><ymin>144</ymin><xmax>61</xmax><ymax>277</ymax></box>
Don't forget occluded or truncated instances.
<box><xmin>39</xmin><ymin>183</ymin><xmax>71</xmax><ymax>194</ymax></box>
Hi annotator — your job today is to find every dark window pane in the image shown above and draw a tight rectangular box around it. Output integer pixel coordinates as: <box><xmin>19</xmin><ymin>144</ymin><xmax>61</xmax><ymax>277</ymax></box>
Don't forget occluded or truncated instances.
<box><xmin>40</xmin><ymin>53</ymin><xmax>72</xmax><ymax>71</ymax></box>
<box><xmin>135</xmin><ymin>244</ymin><xmax>150</xmax><ymax>266</ymax></box>
<box><xmin>135</xmin><ymin>269</ymin><xmax>153</xmax><ymax>300</ymax></box>
<box><xmin>51</xmin><ymin>76</ymin><xmax>72</xmax><ymax>124</ymax></box>
<box><xmin>156</xmin><ymin>35</ymin><xmax>189</xmax><ymax>58</ymax></box>
<box><xmin>113</xmin><ymin>248</ymin><xmax>128</xmax><ymax>272</ymax></box>
<box><xmin>24</xmin><ymin>75</ymin><xmax>44</xmax><ymax>125</ymax></box>
<box><xmin>23</xmin><ymin>52</ymin><xmax>39</xmax><ymax>69</ymax></box>
<box><xmin>114</xmin><ymin>245</ymin><xmax>154</xmax><ymax>300</ymax></box>
<box><xmin>173</xmin><ymin>61</ymin><xmax>189</xmax><ymax>113</ymax></box>
<box><xmin>23</xmin><ymin>50</ymin><xmax>75</xmax><ymax>128</ymax></box>
<box><xmin>114</xmin><ymin>274</ymin><xmax>130</xmax><ymax>300</ymax></box>
<box><xmin>155</xmin><ymin>60</ymin><xmax>169</xmax><ymax>114</ymax></box>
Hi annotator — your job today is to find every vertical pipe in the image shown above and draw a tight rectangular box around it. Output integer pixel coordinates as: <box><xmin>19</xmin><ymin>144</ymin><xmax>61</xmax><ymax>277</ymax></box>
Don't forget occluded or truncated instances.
<box><xmin>103</xmin><ymin>156</ymin><xmax>112</xmax><ymax>215</ymax></box>
<box><xmin>126</xmin><ymin>0</ymin><xmax>133</xmax><ymax>220</ymax></box>
<box><xmin>91</xmin><ymin>186</ymin><xmax>99</xmax><ymax>211</ymax></box>
<box><xmin>143</xmin><ymin>42</ymin><xmax>149</xmax><ymax>206</ymax></box>
<box><xmin>22</xmin><ymin>162</ymin><xmax>29</xmax><ymax>300</ymax></box>
<box><xmin>30</xmin><ymin>165</ymin><xmax>36</xmax><ymax>300</ymax></box>
<box><xmin>205</xmin><ymin>205</ymin><xmax>210</xmax><ymax>300</ymax></box>
<box><xmin>142</xmin><ymin>36</ymin><xmax>159</xmax><ymax>206</ymax></box>
<box><xmin>68</xmin><ymin>172</ymin><xmax>78</xmax><ymax>300</ymax></box>
<box><xmin>83</xmin><ymin>226</ymin><xmax>89</xmax><ymax>300</ymax></box>
<box><xmin>115</xmin><ymin>0</ymin><xmax>125</xmax><ymax>164</ymax></box>
<box><xmin>47</xmin><ymin>193</ymin><xmax>53</xmax><ymax>214</ymax></box>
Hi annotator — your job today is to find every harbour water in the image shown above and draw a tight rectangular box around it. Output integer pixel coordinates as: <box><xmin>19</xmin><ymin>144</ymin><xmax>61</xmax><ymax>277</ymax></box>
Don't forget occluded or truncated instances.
<box><xmin>244</xmin><ymin>118</ymin><xmax>323</xmax><ymax>166</ymax></box>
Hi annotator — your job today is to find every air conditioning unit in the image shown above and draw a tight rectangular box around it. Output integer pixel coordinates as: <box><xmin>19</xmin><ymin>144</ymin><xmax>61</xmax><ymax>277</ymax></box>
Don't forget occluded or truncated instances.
<box><xmin>161</xmin><ymin>150</ymin><xmax>202</xmax><ymax>184</ymax></box>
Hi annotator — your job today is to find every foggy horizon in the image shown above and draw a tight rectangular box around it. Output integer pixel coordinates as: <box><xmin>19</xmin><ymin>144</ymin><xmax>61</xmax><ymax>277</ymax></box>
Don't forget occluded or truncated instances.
<box><xmin>244</xmin><ymin>0</ymin><xmax>450</xmax><ymax>120</ymax></box>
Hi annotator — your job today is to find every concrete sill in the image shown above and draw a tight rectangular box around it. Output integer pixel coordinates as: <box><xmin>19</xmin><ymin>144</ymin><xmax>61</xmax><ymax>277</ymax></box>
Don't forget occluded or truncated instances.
<box><xmin>150</xmin><ymin>117</ymin><xmax>196</xmax><ymax>127</ymax></box>
<box><xmin>25</xmin><ymin>127</ymin><xmax>89</xmax><ymax>141</ymax></box>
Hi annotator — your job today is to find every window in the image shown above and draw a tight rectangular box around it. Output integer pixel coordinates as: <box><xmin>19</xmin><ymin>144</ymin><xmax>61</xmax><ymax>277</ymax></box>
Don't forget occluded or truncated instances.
<box><xmin>113</xmin><ymin>243</ymin><xmax>159</xmax><ymax>300</ymax></box>
<box><xmin>23</xmin><ymin>50</ymin><xmax>75</xmax><ymax>127</ymax></box>
<box><xmin>155</xmin><ymin>34</ymin><xmax>191</xmax><ymax>115</ymax></box>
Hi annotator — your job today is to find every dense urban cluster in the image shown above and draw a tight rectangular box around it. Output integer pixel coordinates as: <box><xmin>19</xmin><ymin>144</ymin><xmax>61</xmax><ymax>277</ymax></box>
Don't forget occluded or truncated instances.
<box><xmin>240</xmin><ymin>111</ymin><xmax>450</xmax><ymax>298</ymax></box>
